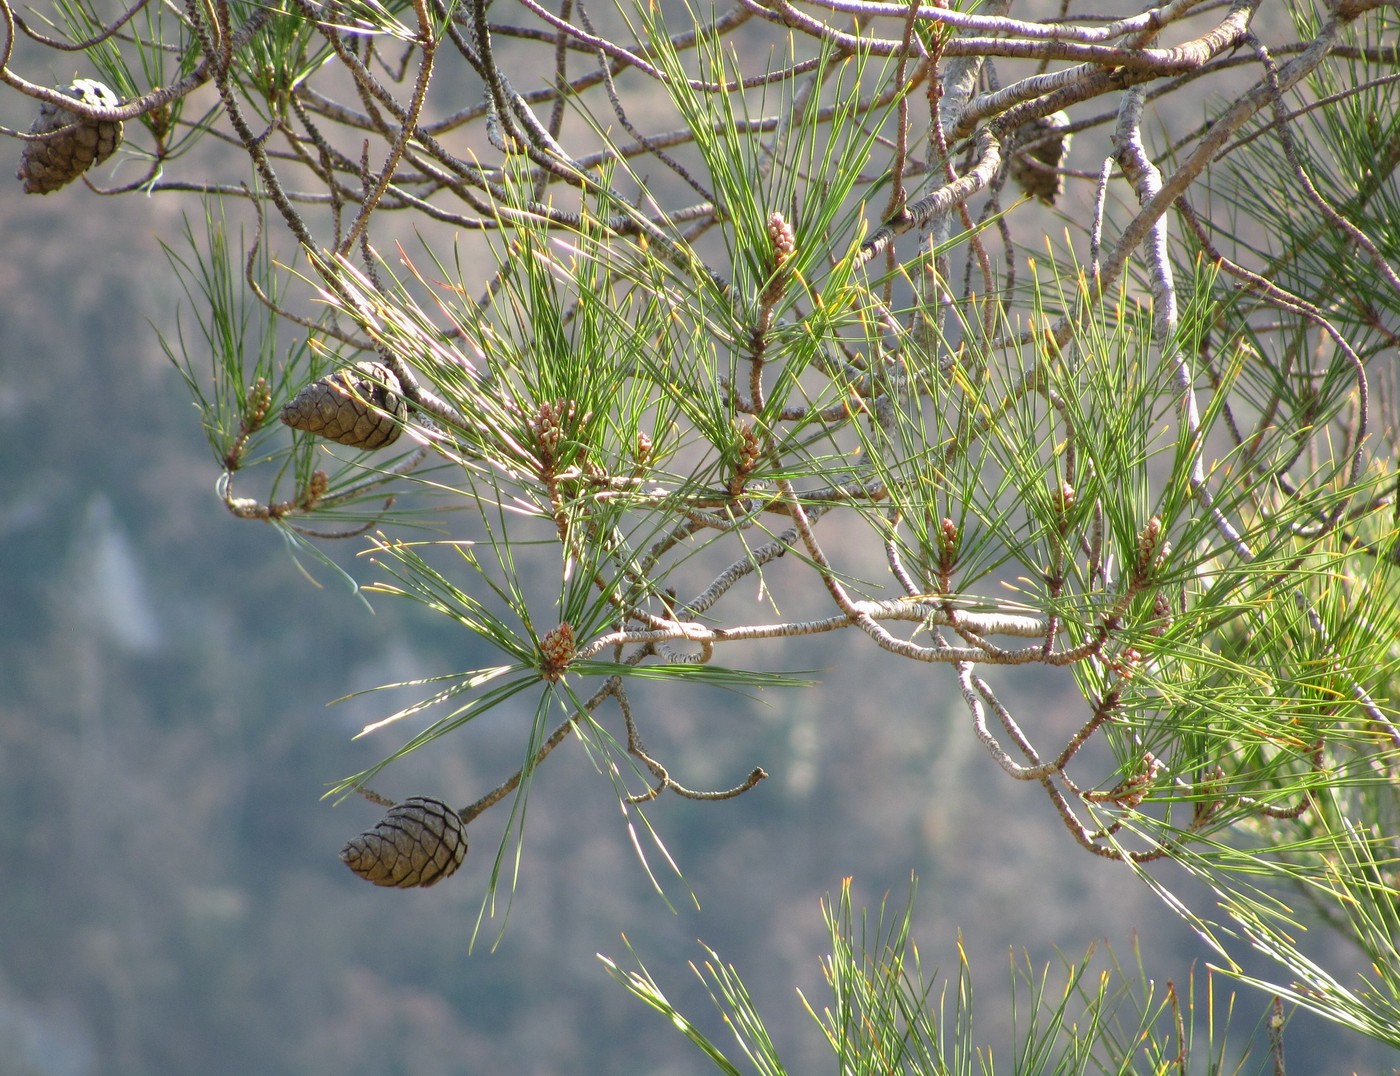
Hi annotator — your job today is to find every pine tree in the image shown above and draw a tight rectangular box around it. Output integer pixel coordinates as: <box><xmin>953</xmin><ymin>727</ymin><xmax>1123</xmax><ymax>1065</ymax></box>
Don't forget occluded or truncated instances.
<box><xmin>9</xmin><ymin>0</ymin><xmax>1400</xmax><ymax>1065</ymax></box>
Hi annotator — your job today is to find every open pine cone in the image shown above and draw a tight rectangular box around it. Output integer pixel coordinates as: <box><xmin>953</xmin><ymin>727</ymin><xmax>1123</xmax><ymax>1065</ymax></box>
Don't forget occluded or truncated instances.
<box><xmin>340</xmin><ymin>797</ymin><xmax>468</xmax><ymax>888</ymax></box>
<box><xmin>18</xmin><ymin>79</ymin><xmax>123</xmax><ymax>194</ymax></box>
<box><xmin>280</xmin><ymin>361</ymin><xmax>408</xmax><ymax>449</ymax></box>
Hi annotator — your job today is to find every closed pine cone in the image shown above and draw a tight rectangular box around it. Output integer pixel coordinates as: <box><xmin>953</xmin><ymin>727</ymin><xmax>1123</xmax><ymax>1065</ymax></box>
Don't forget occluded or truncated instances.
<box><xmin>280</xmin><ymin>361</ymin><xmax>408</xmax><ymax>449</ymax></box>
<box><xmin>340</xmin><ymin>797</ymin><xmax>468</xmax><ymax>888</ymax></box>
<box><xmin>1009</xmin><ymin>111</ymin><xmax>1071</xmax><ymax>205</ymax></box>
<box><xmin>18</xmin><ymin>79</ymin><xmax>123</xmax><ymax>194</ymax></box>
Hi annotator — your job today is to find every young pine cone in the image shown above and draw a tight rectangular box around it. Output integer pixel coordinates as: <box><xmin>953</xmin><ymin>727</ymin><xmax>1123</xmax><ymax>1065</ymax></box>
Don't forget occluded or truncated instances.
<box><xmin>340</xmin><ymin>797</ymin><xmax>468</xmax><ymax>888</ymax></box>
<box><xmin>280</xmin><ymin>361</ymin><xmax>408</xmax><ymax>449</ymax></box>
<box><xmin>1008</xmin><ymin>111</ymin><xmax>1071</xmax><ymax>205</ymax></box>
<box><xmin>18</xmin><ymin>79</ymin><xmax>124</xmax><ymax>194</ymax></box>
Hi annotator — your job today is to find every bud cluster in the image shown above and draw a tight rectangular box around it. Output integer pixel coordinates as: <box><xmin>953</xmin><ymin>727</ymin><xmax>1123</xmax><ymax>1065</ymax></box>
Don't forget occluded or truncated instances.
<box><xmin>937</xmin><ymin>516</ymin><xmax>960</xmax><ymax>583</ymax></box>
<box><xmin>767</xmin><ymin>211</ymin><xmax>796</xmax><ymax>268</ymax></box>
<box><xmin>302</xmin><ymin>469</ymin><xmax>330</xmax><ymax>508</ymax></box>
<box><xmin>1103</xmin><ymin>752</ymin><xmax>1164</xmax><ymax>809</ymax></box>
<box><xmin>247</xmin><ymin>377</ymin><xmax>273</xmax><ymax>428</ymax></box>
<box><xmin>728</xmin><ymin>423</ymin><xmax>763</xmax><ymax>498</ymax></box>
<box><xmin>528</xmin><ymin>398</ymin><xmax>579</xmax><ymax>473</ymax></box>
<box><xmin>1051</xmin><ymin>480</ymin><xmax>1076</xmax><ymax>515</ymax></box>
<box><xmin>1133</xmin><ymin>516</ymin><xmax>1164</xmax><ymax>583</ymax></box>
<box><xmin>539</xmin><ymin>621</ymin><xmax>576</xmax><ymax>681</ymax></box>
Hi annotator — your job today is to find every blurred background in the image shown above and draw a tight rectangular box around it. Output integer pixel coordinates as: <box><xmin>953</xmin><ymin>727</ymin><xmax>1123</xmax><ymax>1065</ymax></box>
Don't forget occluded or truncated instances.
<box><xmin>3</xmin><ymin>44</ymin><xmax>1399</xmax><ymax>1076</ymax></box>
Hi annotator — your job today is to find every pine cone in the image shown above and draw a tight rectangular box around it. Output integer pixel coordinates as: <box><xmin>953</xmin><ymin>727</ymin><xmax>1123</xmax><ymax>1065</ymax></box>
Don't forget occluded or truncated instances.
<box><xmin>340</xmin><ymin>797</ymin><xmax>468</xmax><ymax>888</ymax></box>
<box><xmin>17</xmin><ymin>79</ymin><xmax>124</xmax><ymax>194</ymax></box>
<box><xmin>280</xmin><ymin>361</ymin><xmax>408</xmax><ymax>449</ymax></box>
<box><xmin>1008</xmin><ymin>111</ymin><xmax>1071</xmax><ymax>205</ymax></box>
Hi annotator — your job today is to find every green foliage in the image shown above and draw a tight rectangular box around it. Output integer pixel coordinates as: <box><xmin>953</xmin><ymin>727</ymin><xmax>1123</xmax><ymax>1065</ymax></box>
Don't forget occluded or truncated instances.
<box><xmin>604</xmin><ymin>876</ymin><xmax>1286</xmax><ymax>1074</ymax></box>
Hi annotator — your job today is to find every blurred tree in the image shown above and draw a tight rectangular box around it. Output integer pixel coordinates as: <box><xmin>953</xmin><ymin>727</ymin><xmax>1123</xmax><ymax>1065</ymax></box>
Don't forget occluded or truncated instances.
<box><xmin>6</xmin><ymin>0</ymin><xmax>1400</xmax><ymax>1066</ymax></box>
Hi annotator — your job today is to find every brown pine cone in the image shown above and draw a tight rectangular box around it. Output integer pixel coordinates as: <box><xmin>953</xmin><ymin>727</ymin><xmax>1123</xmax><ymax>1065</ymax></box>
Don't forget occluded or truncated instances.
<box><xmin>340</xmin><ymin>796</ymin><xmax>468</xmax><ymax>888</ymax></box>
<box><xmin>280</xmin><ymin>361</ymin><xmax>408</xmax><ymax>449</ymax></box>
<box><xmin>18</xmin><ymin>80</ymin><xmax>124</xmax><ymax>194</ymax></box>
<box><xmin>1009</xmin><ymin>111</ymin><xmax>1072</xmax><ymax>205</ymax></box>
